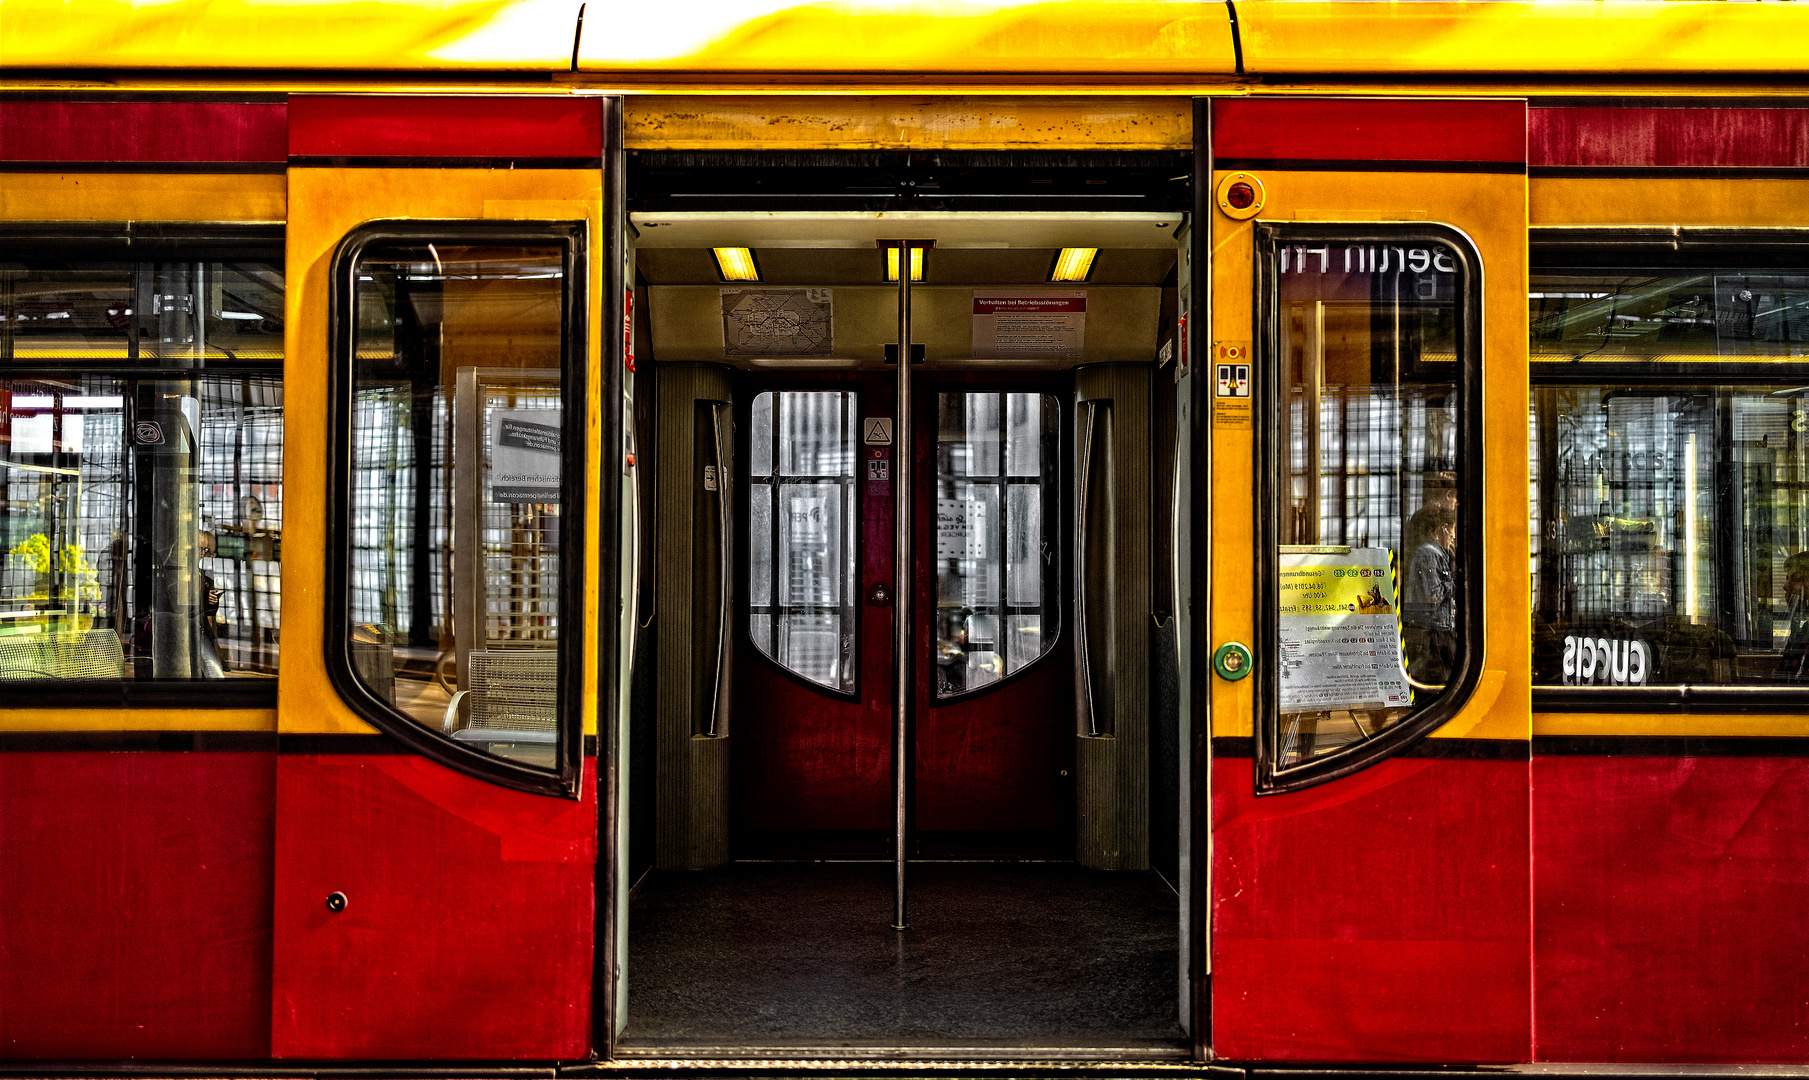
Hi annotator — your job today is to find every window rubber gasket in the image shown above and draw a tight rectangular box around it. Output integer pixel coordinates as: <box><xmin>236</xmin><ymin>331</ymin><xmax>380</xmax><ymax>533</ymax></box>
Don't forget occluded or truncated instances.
<box><xmin>1528</xmin><ymin>228</ymin><xmax>1809</xmax><ymax>713</ymax></box>
<box><xmin>1252</xmin><ymin>222</ymin><xmax>1487</xmax><ymax>795</ymax></box>
<box><xmin>324</xmin><ymin>220</ymin><xmax>588</xmax><ymax>799</ymax></box>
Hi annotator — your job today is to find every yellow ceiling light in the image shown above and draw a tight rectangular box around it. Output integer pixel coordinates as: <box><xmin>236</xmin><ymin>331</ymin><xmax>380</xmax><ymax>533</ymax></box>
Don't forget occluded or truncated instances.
<box><xmin>885</xmin><ymin>247</ymin><xmax>925</xmax><ymax>282</ymax></box>
<box><xmin>713</xmin><ymin>247</ymin><xmax>760</xmax><ymax>282</ymax></box>
<box><xmin>1050</xmin><ymin>247</ymin><xmax>1098</xmax><ymax>283</ymax></box>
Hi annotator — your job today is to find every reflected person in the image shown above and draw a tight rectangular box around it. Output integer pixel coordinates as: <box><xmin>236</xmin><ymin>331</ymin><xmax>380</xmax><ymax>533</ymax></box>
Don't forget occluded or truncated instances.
<box><xmin>1402</xmin><ymin>504</ymin><xmax>1456</xmax><ymax>686</ymax></box>
<box><xmin>1778</xmin><ymin>552</ymin><xmax>1809</xmax><ymax>682</ymax></box>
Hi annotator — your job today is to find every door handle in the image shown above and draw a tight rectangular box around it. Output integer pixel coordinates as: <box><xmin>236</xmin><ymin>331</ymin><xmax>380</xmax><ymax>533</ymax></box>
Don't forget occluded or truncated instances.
<box><xmin>705</xmin><ymin>400</ymin><xmax>733</xmax><ymax>738</ymax></box>
<box><xmin>627</xmin><ymin>395</ymin><xmax>647</xmax><ymax>671</ymax></box>
<box><xmin>1075</xmin><ymin>398</ymin><xmax>1114</xmax><ymax>738</ymax></box>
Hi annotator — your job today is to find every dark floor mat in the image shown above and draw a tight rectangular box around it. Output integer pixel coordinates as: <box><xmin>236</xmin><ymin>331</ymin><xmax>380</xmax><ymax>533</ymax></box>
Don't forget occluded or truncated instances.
<box><xmin>622</xmin><ymin>861</ymin><xmax>1184</xmax><ymax>1049</ymax></box>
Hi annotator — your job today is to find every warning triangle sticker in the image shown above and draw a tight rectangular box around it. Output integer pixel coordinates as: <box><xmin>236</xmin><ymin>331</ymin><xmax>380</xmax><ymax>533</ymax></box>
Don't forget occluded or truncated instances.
<box><xmin>863</xmin><ymin>418</ymin><xmax>894</xmax><ymax>445</ymax></box>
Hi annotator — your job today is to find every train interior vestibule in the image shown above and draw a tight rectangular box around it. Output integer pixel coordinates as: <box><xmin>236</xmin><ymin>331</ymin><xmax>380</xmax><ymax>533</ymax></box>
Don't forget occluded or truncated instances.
<box><xmin>619</xmin><ymin>211</ymin><xmax>1193</xmax><ymax>1052</ymax></box>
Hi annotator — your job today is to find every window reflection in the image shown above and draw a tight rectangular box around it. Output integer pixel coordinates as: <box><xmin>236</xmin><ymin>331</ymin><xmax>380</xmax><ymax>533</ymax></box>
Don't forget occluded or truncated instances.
<box><xmin>1532</xmin><ymin>273</ymin><xmax>1809</xmax><ymax>363</ymax></box>
<box><xmin>3</xmin><ymin>263</ymin><xmax>283</xmax><ymax>365</ymax></box>
<box><xmin>1532</xmin><ymin>385</ymin><xmax>1809</xmax><ymax>686</ymax></box>
<box><xmin>0</xmin><ymin>377</ymin><xmax>284</xmax><ymax>680</ymax></box>
<box><xmin>1530</xmin><ymin>267</ymin><xmax>1809</xmax><ymax>689</ymax></box>
<box><xmin>0</xmin><ymin>254</ymin><xmax>284</xmax><ymax>683</ymax></box>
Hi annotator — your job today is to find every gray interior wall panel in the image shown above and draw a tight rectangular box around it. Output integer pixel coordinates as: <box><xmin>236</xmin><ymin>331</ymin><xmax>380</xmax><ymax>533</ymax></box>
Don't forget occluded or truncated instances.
<box><xmin>653</xmin><ymin>362</ymin><xmax>735</xmax><ymax>869</ymax></box>
<box><xmin>1074</xmin><ymin>362</ymin><xmax>1154</xmax><ymax>870</ymax></box>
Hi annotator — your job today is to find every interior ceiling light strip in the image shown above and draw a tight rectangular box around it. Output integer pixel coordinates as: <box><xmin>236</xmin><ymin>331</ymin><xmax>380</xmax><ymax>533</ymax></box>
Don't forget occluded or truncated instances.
<box><xmin>886</xmin><ymin>247</ymin><xmax>926</xmax><ymax>282</ymax></box>
<box><xmin>713</xmin><ymin>247</ymin><xmax>760</xmax><ymax>281</ymax></box>
<box><xmin>1050</xmin><ymin>247</ymin><xmax>1098</xmax><ymax>282</ymax></box>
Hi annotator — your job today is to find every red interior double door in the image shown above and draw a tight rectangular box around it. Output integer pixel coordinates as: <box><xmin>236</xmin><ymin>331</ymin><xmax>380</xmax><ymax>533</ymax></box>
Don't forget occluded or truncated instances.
<box><xmin>732</xmin><ymin>370</ymin><xmax>1073</xmax><ymax>858</ymax></box>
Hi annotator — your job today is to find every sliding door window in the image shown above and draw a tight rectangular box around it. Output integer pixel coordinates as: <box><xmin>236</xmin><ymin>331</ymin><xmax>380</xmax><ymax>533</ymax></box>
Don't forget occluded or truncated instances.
<box><xmin>1257</xmin><ymin>227</ymin><xmax>1483</xmax><ymax>791</ymax></box>
<box><xmin>331</xmin><ymin>223</ymin><xmax>585</xmax><ymax>794</ymax></box>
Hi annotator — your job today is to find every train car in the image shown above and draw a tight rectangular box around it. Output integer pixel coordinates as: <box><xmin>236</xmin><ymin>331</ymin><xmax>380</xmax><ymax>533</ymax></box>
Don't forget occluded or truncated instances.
<box><xmin>0</xmin><ymin>0</ymin><xmax>1807</xmax><ymax>1071</ymax></box>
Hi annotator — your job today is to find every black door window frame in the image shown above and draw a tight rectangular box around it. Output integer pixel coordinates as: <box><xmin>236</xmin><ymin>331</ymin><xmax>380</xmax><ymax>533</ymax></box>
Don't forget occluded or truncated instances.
<box><xmin>1253</xmin><ymin>222</ymin><xmax>1487</xmax><ymax>793</ymax></box>
<box><xmin>325</xmin><ymin>220</ymin><xmax>588</xmax><ymax>798</ymax></box>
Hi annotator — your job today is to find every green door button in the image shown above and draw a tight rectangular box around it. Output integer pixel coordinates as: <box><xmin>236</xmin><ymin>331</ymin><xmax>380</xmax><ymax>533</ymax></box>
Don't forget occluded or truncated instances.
<box><xmin>1212</xmin><ymin>641</ymin><xmax>1253</xmax><ymax>681</ymax></box>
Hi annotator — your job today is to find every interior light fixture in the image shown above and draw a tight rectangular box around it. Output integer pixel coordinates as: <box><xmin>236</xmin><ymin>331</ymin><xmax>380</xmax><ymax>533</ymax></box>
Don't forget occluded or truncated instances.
<box><xmin>1049</xmin><ymin>247</ymin><xmax>1098</xmax><ymax>282</ymax></box>
<box><xmin>885</xmin><ymin>247</ymin><xmax>926</xmax><ymax>282</ymax></box>
<box><xmin>713</xmin><ymin>247</ymin><xmax>760</xmax><ymax>282</ymax></box>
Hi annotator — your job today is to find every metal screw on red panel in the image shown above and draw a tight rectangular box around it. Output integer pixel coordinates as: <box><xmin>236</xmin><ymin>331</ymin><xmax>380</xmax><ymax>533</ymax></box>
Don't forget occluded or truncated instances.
<box><xmin>326</xmin><ymin>892</ymin><xmax>348</xmax><ymax>913</ymax></box>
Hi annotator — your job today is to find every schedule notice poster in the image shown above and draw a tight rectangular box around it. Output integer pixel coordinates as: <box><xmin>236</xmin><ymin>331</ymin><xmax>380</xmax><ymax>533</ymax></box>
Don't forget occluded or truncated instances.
<box><xmin>1277</xmin><ymin>547</ymin><xmax>1412</xmax><ymax>713</ymax></box>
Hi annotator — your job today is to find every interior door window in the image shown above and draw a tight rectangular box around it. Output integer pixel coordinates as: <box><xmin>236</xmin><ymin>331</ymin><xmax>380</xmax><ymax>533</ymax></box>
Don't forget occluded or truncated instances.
<box><xmin>748</xmin><ymin>390</ymin><xmax>858</xmax><ymax>693</ymax></box>
<box><xmin>935</xmin><ymin>391</ymin><xmax>1061</xmax><ymax>698</ymax></box>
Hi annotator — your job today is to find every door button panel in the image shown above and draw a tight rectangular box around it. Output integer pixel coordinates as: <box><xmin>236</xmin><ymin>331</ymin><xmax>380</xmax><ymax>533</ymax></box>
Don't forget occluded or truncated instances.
<box><xmin>867</xmin><ymin>583</ymin><xmax>893</xmax><ymax>607</ymax></box>
<box><xmin>1213</xmin><ymin>642</ymin><xmax>1253</xmax><ymax>681</ymax></box>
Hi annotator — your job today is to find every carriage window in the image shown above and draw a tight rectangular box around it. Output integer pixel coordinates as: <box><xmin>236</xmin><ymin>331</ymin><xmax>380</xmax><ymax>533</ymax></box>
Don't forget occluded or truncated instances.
<box><xmin>748</xmin><ymin>391</ymin><xmax>858</xmax><ymax>693</ymax></box>
<box><xmin>0</xmin><ymin>255</ymin><xmax>284</xmax><ymax>686</ymax></box>
<box><xmin>1266</xmin><ymin>234</ymin><xmax>1476</xmax><ymax>777</ymax></box>
<box><xmin>934</xmin><ymin>391</ymin><xmax>1061</xmax><ymax>698</ymax></box>
<box><xmin>1531</xmin><ymin>270</ymin><xmax>1809</xmax><ymax>689</ymax></box>
<box><xmin>341</xmin><ymin>239</ymin><xmax>575</xmax><ymax>771</ymax></box>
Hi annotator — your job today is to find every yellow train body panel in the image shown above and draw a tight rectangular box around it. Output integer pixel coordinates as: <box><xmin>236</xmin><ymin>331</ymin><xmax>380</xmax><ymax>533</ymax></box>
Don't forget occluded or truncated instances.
<box><xmin>1208</xmin><ymin>167</ymin><xmax>1530</xmax><ymax>744</ymax></box>
<box><xmin>279</xmin><ymin>167</ymin><xmax>605</xmax><ymax>736</ymax></box>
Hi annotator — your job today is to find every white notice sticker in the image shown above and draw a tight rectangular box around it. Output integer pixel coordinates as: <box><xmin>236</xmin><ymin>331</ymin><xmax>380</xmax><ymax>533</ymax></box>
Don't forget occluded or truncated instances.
<box><xmin>936</xmin><ymin>498</ymin><xmax>987</xmax><ymax>559</ymax></box>
<box><xmin>491</xmin><ymin>408</ymin><xmax>562</xmax><ymax>503</ymax></box>
<box><xmin>972</xmin><ymin>292</ymin><xmax>1086</xmax><ymax>359</ymax></box>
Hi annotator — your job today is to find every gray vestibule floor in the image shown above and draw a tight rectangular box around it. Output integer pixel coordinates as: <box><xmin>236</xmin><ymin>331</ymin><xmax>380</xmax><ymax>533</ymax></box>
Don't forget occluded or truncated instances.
<box><xmin>620</xmin><ymin>861</ymin><xmax>1185</xmax><ymax>1052</ymax></box>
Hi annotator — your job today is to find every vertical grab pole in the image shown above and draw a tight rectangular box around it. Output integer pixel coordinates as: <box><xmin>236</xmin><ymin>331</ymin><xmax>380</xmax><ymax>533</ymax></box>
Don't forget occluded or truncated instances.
<box><xmin>892</xmin><ymin>242</ymin><xmax>914</xmax><ymax>932</ymax></box>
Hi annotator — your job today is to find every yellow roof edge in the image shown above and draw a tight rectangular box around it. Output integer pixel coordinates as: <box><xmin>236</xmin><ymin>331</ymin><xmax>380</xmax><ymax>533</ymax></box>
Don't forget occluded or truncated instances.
<box><xmin>0</xmin><ymin>0</ymin><xmax>585</xmax><ymax>73</ymax></box>
<box><xmin>579</xmin><ymin>1</ymin><xmax>1237</xmax><ymax>77</ymax></box>
<box><xmin>1239</xmin><ymin>1</ymin><xmax>1809</xmax><ymax>77</ymax></box>
<box><xmin>0</xmin><ymin>0</ymin><xmax>1238</xmax><ymax>76</ymax></box>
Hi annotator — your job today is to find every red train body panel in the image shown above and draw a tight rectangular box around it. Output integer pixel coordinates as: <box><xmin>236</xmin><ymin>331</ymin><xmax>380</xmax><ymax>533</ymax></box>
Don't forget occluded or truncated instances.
<box><xmin>272</xmin><ymin>755</ymin><xmax>595</xmax><ymax>1059</ymax></box>
<box><xmin>0</xmin><ymin>751</ymin><xmax>276</xmax><ymax>1059</ymax></box>
<box><xmin>1533</xmin><ymin>755</ymin><xmax>1809</xmax><ymax>1063</ymax></box>
<box><xmin>1212</xmin><ymin>756</ymin><xmax>1531</xmax><ymax>1063</ymax></box>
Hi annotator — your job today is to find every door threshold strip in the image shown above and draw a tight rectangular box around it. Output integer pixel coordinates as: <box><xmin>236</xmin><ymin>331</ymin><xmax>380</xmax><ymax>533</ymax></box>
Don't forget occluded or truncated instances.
<box><xmin>605</xmin><ymin>1046</ymin><xmax>1196</xmax><ymax>1067</ymax></box>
